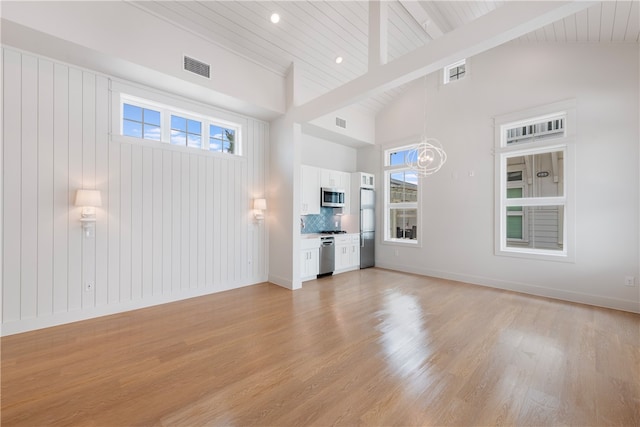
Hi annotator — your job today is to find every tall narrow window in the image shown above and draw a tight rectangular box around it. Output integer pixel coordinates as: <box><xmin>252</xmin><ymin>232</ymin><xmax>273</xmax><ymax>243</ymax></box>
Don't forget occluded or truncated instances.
<box><xmin>384</xmin><ymin>145</ymin><xmax>420</xmax><ymax>244</ymax></box>
<box><xmin>495</xmin><ymin>101</ymin><xmax>575</xmax><ymax>261</ymax></box>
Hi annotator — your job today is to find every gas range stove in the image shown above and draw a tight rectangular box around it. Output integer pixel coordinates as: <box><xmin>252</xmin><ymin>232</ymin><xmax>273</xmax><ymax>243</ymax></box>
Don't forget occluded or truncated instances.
<box><xmin>320</xmin><ymin>230</ymin><xmax>347</xmax><ymax>234</ymax></box>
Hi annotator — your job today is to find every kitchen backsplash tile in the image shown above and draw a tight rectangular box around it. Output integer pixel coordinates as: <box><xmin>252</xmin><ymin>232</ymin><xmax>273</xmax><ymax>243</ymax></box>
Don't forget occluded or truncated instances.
<box><xmin>302</xmin><ymin>207</ymin><xmax>341</xmax><ymax>233</ymax></box>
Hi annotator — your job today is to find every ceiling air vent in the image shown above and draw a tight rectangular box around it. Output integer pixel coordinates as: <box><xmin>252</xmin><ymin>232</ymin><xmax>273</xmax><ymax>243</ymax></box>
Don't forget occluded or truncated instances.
<box><xmin>183</xmin><ymin>56</ymin><xmax>210</xmax><ymax>79</ymax></box>
<box><xmin>335</xmin><ymin>117</ymin><xmax>347</xmax><ymax>129</ymax></box>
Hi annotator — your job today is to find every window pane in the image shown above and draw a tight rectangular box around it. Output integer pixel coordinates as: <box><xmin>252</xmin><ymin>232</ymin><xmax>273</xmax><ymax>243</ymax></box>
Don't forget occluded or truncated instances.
<box><xmin>123</xmin><ymin>119</ymin><xmax>142</xmax><ymax>138</ymax></box>
<box><xmin>389</xmin><ymin>149</ymin><xmax>412</xmax><ymax>166</ymax></box>
<box><xmin>143</xmin><ymin>109</ymin><xmax>160</xmax><ymax>126</ymax></box>
<box><xmin>223</xmin><ymin>140</ymin><xmax>232</xmax><ymax>153</ymax></box>
<box><xmin>210</xmin><ymin>125</ymin><xmax>223</xmax><ymax>140</ymax></box>
<box><xmin>209</xmin><ymin>138</ymin><xmax>223</xmax><ymax>152</ymax></box>
<box><xmin>171</xmin><ymin>116</ymin><xmax>187</xmax><ymax>132</ymax></box>
<box><xmin>505</xmin><ymin>206</ymin><xmax>563</xmax><ymax>251</ymax></box>
<box><xmin>187</xmin><ymin>134</ymin><xmax>201</xmax><ymax>148</ymax></box>
<box><xmin>505</xmin><ymin>151</ymin><xmax>564</xmax><ymax>198</ymax></box>
<box><xmin>505</xmin><ymin>116</ymin><xmax>565</xmax><ymax>145</ymax></box>
<box><xmin>187</xmin><ymin>119</ymin><xmax>201</xmax><ymax>135</ymax></box>
<box><xmin>171</xmin><ymin>130</ymin><xmax>186</xmax><ymax>146</ymax></box>
<box><xmin>143</xmin><ymin>125</ymin><xmax>161</xmax><ymax>141</ymax></box>
<box><xmin>507</xmin><ymin>171</ymin><xmax>523</xmax><ymax>182</ymax></box>
<box><xmin>389</xmin><ymin>209</ymin><xmax>417</xmax><ymax>240</ymax></box>
<box><xmin>390</xmin><ymin>171</ymin><xmax>418</xmax><ymax>203</ymax></box>
<box><xmin>507</xmin><ymin>216</ymin><xmax>523</xmax><ymax>239</ymax></box>
<box><xmin>224</xmin><ymin>128</ymin><xmax>235</xmax><ymax>141</ymax></box>
<box><xmin>123</xmin><ymin>104</ymin><xmax>142</xmax><ymax>122</ymax></box>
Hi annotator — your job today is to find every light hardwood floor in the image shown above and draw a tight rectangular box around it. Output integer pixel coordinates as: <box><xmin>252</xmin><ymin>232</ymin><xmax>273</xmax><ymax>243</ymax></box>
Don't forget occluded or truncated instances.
<box><xmin>2</xmin><ymin>268</ymin><xmax>639</xmax><ymax>426</ymax></box>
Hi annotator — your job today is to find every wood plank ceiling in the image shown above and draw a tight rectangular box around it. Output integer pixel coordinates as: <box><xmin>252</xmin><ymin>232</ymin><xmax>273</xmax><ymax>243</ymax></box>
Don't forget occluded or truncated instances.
<box><xmin>131</xmin><ymin>1</ymin><xmax>640</xmax><ymax>116</ymax></box>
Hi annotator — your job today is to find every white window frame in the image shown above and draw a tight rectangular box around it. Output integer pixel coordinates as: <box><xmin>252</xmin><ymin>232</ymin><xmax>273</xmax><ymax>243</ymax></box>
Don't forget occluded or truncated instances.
<box><xmin>383</xmin><ymin>144</ymin><xmax>421</xmax><ymax>246</ymax></box>
<box><xmin>494</xmin><ymin>100</ymin><xmax>576</xmax><ymax>262</ymax></box>
<box><xmin>112</xmin><ymin>83</ymin><xmax>245</xmax><ymax>157</ymax></box>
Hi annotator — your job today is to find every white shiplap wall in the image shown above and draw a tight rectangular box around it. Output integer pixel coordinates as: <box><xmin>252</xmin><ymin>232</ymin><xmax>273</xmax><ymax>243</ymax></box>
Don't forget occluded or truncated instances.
<box><xmin>1</xmin><ymin>47</ymin><xmax>269</xmax><ymax>335</ymax></box>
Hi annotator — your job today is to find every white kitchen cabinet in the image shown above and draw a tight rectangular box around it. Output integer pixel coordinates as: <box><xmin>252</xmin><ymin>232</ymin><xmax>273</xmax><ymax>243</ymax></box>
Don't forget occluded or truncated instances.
<box><xmin>301</xmin><ymin>237</ymin><xmax>320</xmax><ymax>281</ymax></box>
<box><xmin>320</xmin><ymin>169</ymin><xmax>344</xmax><ymax>188</ymax></box>
<box><xmin>301</xmin><ymin>165</ymin><xmax>320</xmax><ymax>215</ymax></box>
<box><xmin>334</xmin><ymin>234</ymin><xmax>360</xmax><ymax>273</ymax></box>
<box><xmin>353</xmin><ymin>172</ymin><xmax>375</xmax><ymax>189</ymax></box>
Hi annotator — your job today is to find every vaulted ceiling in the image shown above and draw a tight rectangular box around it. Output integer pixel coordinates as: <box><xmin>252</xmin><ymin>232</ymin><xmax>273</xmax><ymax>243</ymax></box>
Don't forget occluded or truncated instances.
<box><xmin>132</xmin><ymin>1</ymin><xmax>638</xmax><ymax>115</ymax></box>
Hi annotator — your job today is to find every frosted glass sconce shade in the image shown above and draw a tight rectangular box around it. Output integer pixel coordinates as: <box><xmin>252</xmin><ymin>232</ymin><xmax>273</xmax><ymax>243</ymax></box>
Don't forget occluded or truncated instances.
<box><xmin>254</xmin><ymin>198</ymin><xmax>267</xmax><ymax>221</ymax></box>
<box><xmin>75</xmin><ymin>189</ymin><xmax>102</xmax><ymax>237</ymax></box>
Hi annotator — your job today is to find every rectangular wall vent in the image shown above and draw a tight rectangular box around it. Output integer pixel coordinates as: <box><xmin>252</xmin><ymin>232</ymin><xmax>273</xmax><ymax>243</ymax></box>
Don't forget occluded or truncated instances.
<box><xmin>183</xmin><ymin>56</ymin><xmax>210</xmax><ymax>79</ymax></box>
<box><xmin>335</xmin><ymin>117</ymin><xmax>347</xmax><ymax>129</ymax></box>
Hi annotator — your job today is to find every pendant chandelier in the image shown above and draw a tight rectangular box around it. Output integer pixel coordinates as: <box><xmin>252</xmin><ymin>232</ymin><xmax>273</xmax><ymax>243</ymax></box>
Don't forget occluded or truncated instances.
<box><xmin>406</xmin><ymin>75</ymin><xmax>447</xmax><ymax>177</ymax></box>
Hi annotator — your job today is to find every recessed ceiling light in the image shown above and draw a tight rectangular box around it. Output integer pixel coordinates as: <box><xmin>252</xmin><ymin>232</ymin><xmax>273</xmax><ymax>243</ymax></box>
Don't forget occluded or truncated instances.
<box><xmin>335</xmin><ymin>56</ymin><xmax>343</xmax><ymax>64</ymax></box>
<box><xmin>270</xmin><ymin>13</ymin><xmax>280</xmax><ymax>24</ymax></box>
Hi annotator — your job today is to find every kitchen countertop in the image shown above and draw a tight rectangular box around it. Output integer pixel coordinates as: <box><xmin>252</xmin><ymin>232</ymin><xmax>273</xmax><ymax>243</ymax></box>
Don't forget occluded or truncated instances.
<box><xmin>300</xmin><ymin>232</ymin><xmax>358</xmax><ymax>239</ymax></box>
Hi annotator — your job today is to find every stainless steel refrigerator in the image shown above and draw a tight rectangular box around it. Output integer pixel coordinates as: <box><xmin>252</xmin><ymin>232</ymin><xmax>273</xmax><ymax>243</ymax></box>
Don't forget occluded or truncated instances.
<box><xmin>360</xmin><ymin>188</ymin><xmax>375</xmax><ymax>268</ymax></box>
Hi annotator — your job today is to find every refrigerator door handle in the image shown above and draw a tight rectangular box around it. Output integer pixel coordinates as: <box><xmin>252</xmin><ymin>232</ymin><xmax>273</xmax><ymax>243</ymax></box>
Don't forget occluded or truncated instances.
<box><xmin>361</xmin><ymin>233</ymin><xmax>365</xmax><ymax>248</ymax></box>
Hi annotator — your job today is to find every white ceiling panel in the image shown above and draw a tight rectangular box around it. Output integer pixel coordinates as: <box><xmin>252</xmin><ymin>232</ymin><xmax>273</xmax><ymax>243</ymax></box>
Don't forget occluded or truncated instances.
<box><xmin>131</xmin><ymin>1</ymin><xmax>639</xmax><ymax>116</ymax></box>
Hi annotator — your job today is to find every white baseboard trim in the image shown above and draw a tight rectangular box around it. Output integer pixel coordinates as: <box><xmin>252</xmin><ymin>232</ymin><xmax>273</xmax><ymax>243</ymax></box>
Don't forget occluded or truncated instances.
<box><xmin>268</xmin><ymin>273</ymin><xmax>299</xmax><ymax>290</ymax></box>
<box><xmin>375</xmin><ymin>261</ymin><xmax>640</xmax><ymax>314</ymax></box>
<box><xmin>1</xmin><ymin>280</ymin><xmax>261</xmax><ymax>337</ymax></box>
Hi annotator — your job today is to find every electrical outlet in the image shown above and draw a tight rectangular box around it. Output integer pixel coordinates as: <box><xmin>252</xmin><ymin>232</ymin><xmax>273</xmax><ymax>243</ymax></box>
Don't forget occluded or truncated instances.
<box><xmin>85</xmin><ymin>282</ymin><xmax>94</xmax><ymax>292</ymax></box>
<box><xmin>624</xmin><ymin>276</ymin><xmax>636</xmax><ymax>287</ymax></box>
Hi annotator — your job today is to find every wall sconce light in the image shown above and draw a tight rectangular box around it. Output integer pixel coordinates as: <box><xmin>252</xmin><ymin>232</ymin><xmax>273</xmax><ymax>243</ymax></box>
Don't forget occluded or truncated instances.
<box><xmin>75</xmin><ymin>189</ymin><xmax>102</xmax><ymax>237</ymax></box>
<box><xmin>253</xmin><ymin>198</ymin><xmax>267</xmax><ymax>221</ymax></box>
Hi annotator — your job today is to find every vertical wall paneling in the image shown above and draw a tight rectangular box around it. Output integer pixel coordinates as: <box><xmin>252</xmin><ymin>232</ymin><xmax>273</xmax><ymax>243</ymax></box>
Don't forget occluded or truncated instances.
<box><xmin>171</xmin><ymin>151</ymin><xmax>181</xmax><ymax>293</ymax></box>
<box><xmin>152</xmin><ymin>149</ymin><xmax>163</xmax><ymax>295</ymax></box>
<box><xmin>67</xmin><ymin>67</ymin><xmax>83</xmax><ymax>311</ymax></box>
<box><xmin>189</xmin><ymin>155</ymin><xmax>198</xmax><ymax>289</ymax></box>
<box><xmin>162</xmin><ymin>151</ymin><xmax>172</xmax><ymax>294</ymax></box>
<box><xmin>119</xmin><ymin>144</ymin><xmax>132</xmax><ymax>302</ymax></box>
<box><xmin>220</xmin><ymin>160</ymin><xmax>229</xmax><ymax>285</ymax></box>
<box><xmin>205</xmin><ymin>159</ymin><xmax>214</xmax><ymax>288</ymax></box>
<box><xmin>95</xmin><ymin>76</ymin><xmax>109</xmax><ymax>307</ymax></box>
<box><xmin>52</xmin><ymin>63</ymin><xmax>70</xmax><ymax>313</ymax></box>
<box><xmin>20</xmin><ymin>54</ymin><xmax>38</xmax><ymax>319</ymax></box>
<box><xmin>213</xmin><ymin>157</ymin><xmax>222</xmax><ymax>288</ymax></box>
<box><xmin>197</xmin><ymin>156</ymin><xmax>206</xmax><ymax>288</ymax></box>
<box><xmin>181</xmin><ymin>153</ymin><xmax>189</xmax><ymax>289</ymax></box>
<box><xmin>130</xmin><ymin>144</ymin><xmax>143</xmax><ymax>300</ymax></box>
<box><xmin>142</xmin><ymin>147</ymin><xmax>153</xmax><ymax>298</ymax></box>
<box><xmin>107</xmin><ymin>101</ymin><xmax>121</xmax><ymax>305</ymax></box>
<box><xmin>37</xmin><ymin>58</ymin><xmax>55</xmax><ymax>317</ymax></box>
<box><xmin>3</xmin><ymin>49</ymin><xmax>22</xmax><ymax>322</ymax></box>
<box><xmin>236</xmin><ymin>161</ymin><xmax>245</xmax><ymax>283</ymax></box>
<box><xmin>81</xmin><ymin>72</ymin><xmax>97</xmax><ymax>310</ymax></box>
<box><xmin>1</xmin><ymin>48</ymin><xmax>270</xmax><ymax>335</ymax></box>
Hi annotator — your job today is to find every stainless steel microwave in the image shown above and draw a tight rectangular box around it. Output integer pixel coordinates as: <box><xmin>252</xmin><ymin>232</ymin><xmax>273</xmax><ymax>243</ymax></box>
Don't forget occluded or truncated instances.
<box><xmin>321</xmin><ymin>187</ymin><xmax>346</xmax><ymax>208</ymax></box>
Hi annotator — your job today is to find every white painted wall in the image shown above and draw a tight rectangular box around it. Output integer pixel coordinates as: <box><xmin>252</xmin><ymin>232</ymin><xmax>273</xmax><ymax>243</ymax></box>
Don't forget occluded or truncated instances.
<box><xmin>1</xmin><ymin>1</ymin><xmax>285</xmax><ymax>120</ymax></box>
<box><xmin>268</xmin><ymin>116</ymin><xmax>301</xmax><ymax>290</ymax></box>
<box><xmin>375</xmin><ymin>42</ymin><xmax>640</xmax><ymax>312</ymax></box>
<box><xmin>1</xmin><ymin>47</ymin><xmax>269</xmax><ymax>335</ymax></box>
<box><xmin>301</xmin><ymin>134</ymin><xmax>358</xmax><ymax>173</ymax></box>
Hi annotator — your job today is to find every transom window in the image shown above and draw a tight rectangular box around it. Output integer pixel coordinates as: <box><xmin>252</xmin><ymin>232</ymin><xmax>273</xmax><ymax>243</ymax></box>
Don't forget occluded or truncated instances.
<box><xmin>123</xmin><ymin>104</ymin><xmax>161</xmax><ymax>141</ymax></box>
<box><xmin>171</xmin><ymin>115</ymin><xmax>202</xmax><ymax>148</ymax></box>
<box><xmin>495</xmin><ymin>101</ymin><xmax>575</xmax><ymax>261</ymax></box>
<box><xmin>444</xmin><ymin>59</ymin><xmax>466</xmax><ymax>84</ymax></box>
<box><xmin>384</xmin><ymin>145</ymin><xmax>420</xmax><ymax>244</ymax></box>
<box><xmin>120</xmin><ymin>95</ymin><xmax>242</xmax><ymax>155</ymax></box>
<box><xmin>209</xmin><ymin>125</ymin><xmax>236</xmax><ymax>154</ymax></box>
